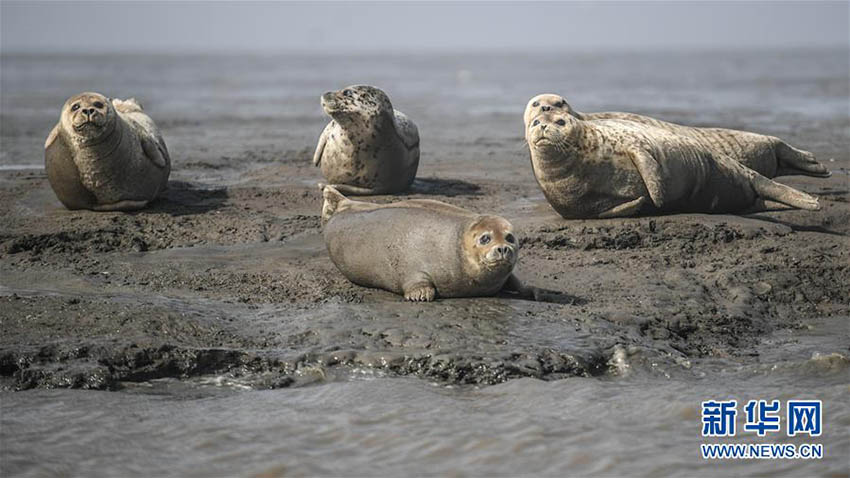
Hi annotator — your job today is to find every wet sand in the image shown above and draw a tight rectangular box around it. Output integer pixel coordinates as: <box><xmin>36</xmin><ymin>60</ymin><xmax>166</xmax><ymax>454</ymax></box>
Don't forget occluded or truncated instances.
<box><xmin>1</xmin><ymin>51</ymin><xmax>848</xmax><ymax>475</ymax></box>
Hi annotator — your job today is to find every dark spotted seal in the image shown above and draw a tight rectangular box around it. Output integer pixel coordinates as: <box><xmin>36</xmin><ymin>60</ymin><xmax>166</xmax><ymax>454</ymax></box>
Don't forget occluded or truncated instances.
<box><xmin>524</xmin><ymin>94</ymin><xmax>831</xmax><ymax>179</ymax></box>
<box><xmin>524</xmin><ymin>105</ymin><xmax>820</xmax><ymax>219</ymax></box>
<box><xmin>313</xmin><ymin>85</ymin><xmax>419</xmax><ymax>195</ymax></box>
<box><xmin>44</xmin><ymin>92</ymin><xmax>170</xmax><ymax>211</ymax></box>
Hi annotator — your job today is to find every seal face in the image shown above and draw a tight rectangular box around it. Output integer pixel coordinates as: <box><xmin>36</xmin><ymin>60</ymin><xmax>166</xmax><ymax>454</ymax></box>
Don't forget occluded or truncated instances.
<box><xmin>524</xmin><ymin>94</ymin><xmax>831</xmax><ymax>179</ymax></box>
<box><xmin>321</xmin><ymin>186</ymin><xmax>528</xmax><ymax>301</ymax></box>
<box><xmin>524</xmin><ymin>99</ymin><xmax>820</xmax><ymax>219</ymax></box>
<box><xmin>313</xmin><ymin>85</ymin><xmax>420</xmax><ymax>195</ymax></box>
<box><xmin>44</xmin><ymin>92</ymin><xmax>171</xmax><ymax>211</ymax></box>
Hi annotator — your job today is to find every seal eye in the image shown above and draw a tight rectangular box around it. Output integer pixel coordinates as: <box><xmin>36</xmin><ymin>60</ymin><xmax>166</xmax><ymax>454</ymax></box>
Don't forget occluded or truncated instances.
<box><xmin>505</xmin><ymin>233</ymin><xmax>516</xmax><ymax>244</ymax></box>
<box><xmin>71</xmin><ymin>104</ymin><xmax>80</xmax><ymax>111</ymax></box>
<box><xmin>343</xmin><ymin>89</ymin><xmax>353</xmax><ymax>97</ymax></box>
<box><xmin>558</xmin><ymin>101</ymin><xmax>566</xmax><ymax>108</ymax></box>
<box><xmin>93</xmin><ymin>101</ymin><xmax>104</xmax><ymax>109</ymax></box>
<box><xmin>478</xmin><ymin>234</ymin><xmax>491</xmax><ymax>246</ymax></box>
<box><xmin>532</xmin><ymin>101</ymin><xmax>539</xmax><ymax>107</ymax></box>
<box><xmin>532</xmin><ymin>119</ymin><xmax>540</xmax><ymax>126</ymax></box>
<box><xmin>555</xmin><ymin>119</ymin><xmax>566</xmax><ymax>126</ymax></box>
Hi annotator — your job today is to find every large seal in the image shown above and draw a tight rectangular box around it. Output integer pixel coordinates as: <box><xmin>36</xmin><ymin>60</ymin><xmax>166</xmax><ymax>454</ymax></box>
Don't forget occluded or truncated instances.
<box><xmin>524</xmin><ymin>94</ymin><xmax>830</xmax><ymax>179</ymax></box>
<box><xmin>313</xmin><ymin>85</ymin><xmax>419</xmax><ymax>195</ymax></box>
<box><xmin>524</xmin><ymin>105</ymin><xmax>820</xmax><ymax>219</ymax></box>
<box><xmin>321</xmin><ymin>185</ymin><xmax>536</xmax><ymax>301</ymax></box>
<box><xmin>44</xmin><ymin>92</ymin><xmax>171</xmax><ymax>211</ymax></box>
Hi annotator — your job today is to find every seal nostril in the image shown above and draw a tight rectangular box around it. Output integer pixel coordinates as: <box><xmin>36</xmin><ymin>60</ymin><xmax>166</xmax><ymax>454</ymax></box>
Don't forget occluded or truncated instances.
<box><xmin>542</xmin><ymin>106</ymin><xmax>551</xmax><ymax>112</ymax></box>
<box><xmin>540</xmin><ymin>124</ymin><xmax>547</xmax><ymax>131</ymax></box>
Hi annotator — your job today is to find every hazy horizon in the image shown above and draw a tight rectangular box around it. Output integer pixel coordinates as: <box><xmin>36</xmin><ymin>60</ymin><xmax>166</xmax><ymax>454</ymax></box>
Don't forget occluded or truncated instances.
<box><xmin>2</xmin><ymin>1</ymin><xmax>848</xmax><ymax>54</ymax></box>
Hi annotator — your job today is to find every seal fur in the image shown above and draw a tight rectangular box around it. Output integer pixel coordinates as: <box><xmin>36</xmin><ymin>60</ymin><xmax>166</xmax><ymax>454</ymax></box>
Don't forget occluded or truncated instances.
<box><xmin>524</xmin><ymin>94</ymin><xmax>831</xmax><ymax>179</ymax></box>
<box><xmin>313</xmin><ymin>85</ymin><xmax>419</xmax><ymax>195</ymax></box>
<box><xmin>524</xmin><ymin>106</ymin><xmax>820</xmax><ymax>219</ymax></box>
<box><xmin>321</xmin><ymin>185</ymin><xmax>535</xmax><ymax>301</ymax></box>
<box><xmin>44</xmin><ymin>92</ymin><xmax>171</xmax><ymax>211</ymax></box>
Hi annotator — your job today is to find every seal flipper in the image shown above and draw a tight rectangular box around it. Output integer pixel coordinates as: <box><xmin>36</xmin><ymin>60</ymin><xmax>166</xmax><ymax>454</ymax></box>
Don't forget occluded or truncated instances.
<box><xmin>313</xmin><ymin>123</ymin><xmax>331</xmax><ymax>166</ymax></box>
<box><xmin>715</xmin><ymin>154</ymin><xmax>820</xmax><ymax>211</ymax></box>
<box><xmin>328</xmin><ymin>184</ymin><xmax>386</xmax><ymax>196</ymax></box>
<box><xmin>141</xmin><ymin>136</ymin><xmax>168</xmax><ymax>168</ymax></box>
<box><xmin>598</xmin><ymin>197</ymin><xmax>648</xmax><ymax>218</ymax></box>
<box><xmin>501</xmin><ymin>274</ymin><xmax>542</xmax><ymax>301</ymax></box>
<box><xmin>629</xmin><ymin>151</ymin><xmax>667</xmax><ymax>208</ymax></box>
<box><xmin>775</xmin><ymin>142</ymin><xmax>831</xmax><ymax>178</ymax></box>
<box><xmin>321</xmin><ymin>184</ymin><xmax>350</xmax><ymax>223</ymax></box>
<box><xmin>45</xmin><ymin>127</ymin><xmax>98</xmax><ymax>210</ymax></box>
<box><xmin>403</xmin><ymin>274</ymin><xmax>436</xmax><ymax>302</ymax></box>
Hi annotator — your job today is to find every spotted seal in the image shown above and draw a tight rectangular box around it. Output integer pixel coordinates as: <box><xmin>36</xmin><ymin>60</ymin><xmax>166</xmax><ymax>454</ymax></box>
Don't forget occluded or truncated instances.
<box><xmin>524</xmin><ymin>94</ymin><xmax>831</xmax><ymax>179</ymax></box>
<box><xmin>44</xmin><ymin>92</ymin><xmax>170</xmax><ymax>211</ymax></box>
<box><xmin>321</xmin><ymin>185</ymin><xmax>537</xmax><ymax>301</ymax></box>
<box><xmin>313</xmin><ymin>85</ymin><xmax>419</xmax><ymax>195</ymax></box>
<box><xmin>524</xmin><ymin>105</ymin><xmax>820</xmax><ymax>218</ymax></box>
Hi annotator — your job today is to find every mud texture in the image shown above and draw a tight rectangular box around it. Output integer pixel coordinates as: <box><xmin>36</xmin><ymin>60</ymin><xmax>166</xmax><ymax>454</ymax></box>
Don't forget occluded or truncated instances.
<box><xmin>1</xmin><ymin>53</ymin><xmax>848</xmax><ymax>392</ymax></box>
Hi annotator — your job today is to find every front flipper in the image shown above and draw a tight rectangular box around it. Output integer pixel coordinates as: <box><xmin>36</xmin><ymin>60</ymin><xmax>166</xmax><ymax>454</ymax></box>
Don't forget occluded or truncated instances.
<box><xmin>598</xmin><ymin>197</ymin><xmax>647</xmax><ymax>218</ymax></box>
<box><xmin>313</xmin><ymin>122</ymin><xmax>331</xmax><ymax>166</ymax></box>
<box><xmin>501</xmin><ymin>274</ymin><xmax>541</xmax><ymax>301</ymax></box>
<box><xmin>141</xmin><ymin>136</ymin><xmax>168</xmax><ymax>168</ymax></box>
<box><xmin>629</xmin><ymin>150</ymin><xmax>667</xmax><ymax>208</ymax></box>
<box><xmin>403</xmin><ymin>274</ymin><xmax>436</xmax><ymax>302</ymax></box>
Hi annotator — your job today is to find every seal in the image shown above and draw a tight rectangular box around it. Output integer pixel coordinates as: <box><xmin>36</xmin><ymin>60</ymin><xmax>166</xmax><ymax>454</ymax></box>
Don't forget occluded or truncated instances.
<box><xmin>524</xmin><ymin>94</ymin><xmax>831</xmax><ymax>179</ymax></box>
<box><xmin>313</xmin><ymin>85</ymin><xmax>420</xmax><ymax>195</ymax></box>
<box><xmin>44</xmin><ymin>92</ymin><xmax>171</xmax><ymax>211</ymax></box>
<box><xmin>321</xmin><ymin>185</ymin><xmax>537</xmax><ymax>301</ymax></box>
<box><xmin>524</xmin><ymin>106</ymin><xmax>820</xmax><ymax>219</ymax></box>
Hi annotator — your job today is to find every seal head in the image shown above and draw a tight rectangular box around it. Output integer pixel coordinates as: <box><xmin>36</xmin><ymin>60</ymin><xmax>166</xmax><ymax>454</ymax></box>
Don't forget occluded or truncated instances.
<box><xmin>321</xmin><ymin>85</ymin><xmax>394</xmax><ymax>125</ymax></box>
<box><xmin>463</xmin><ymin>215</ymin><xmax>518</xmax><ymax>277</ymax></box>
<box><xmin>524</xmin><ymin>93</ymin><xmax>580</xmax><ymax>126</ymax></box>
<box><xmin>61</xmin><ymin>92</ymin><xmax>117</xmax><ymax>145</ymax></box>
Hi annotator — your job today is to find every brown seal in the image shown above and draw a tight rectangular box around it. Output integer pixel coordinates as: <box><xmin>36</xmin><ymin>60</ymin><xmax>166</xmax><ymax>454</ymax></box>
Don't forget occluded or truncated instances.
<box><xmin>524</xmin><ymin>94</ymin><xmax>831</xmax><ymax>179</ymax></box>
<box><xmin>524</xmin><ymin>103</ymin><xmax>820</xmax><ymax>219</ymax></box>
<box><xmin>44</xmin><ymin>92</ymin><xmax>170</xmax><ymax>211</ymax></box>
<box><xmin>321</xmin><ymin>185</ymin><xmax>536</xmax><ymax>301</ymax></box>
<box><xmin>313</xmin><ymin>85</ymin><xmax>419</xmax><ymax>195</ymax></box>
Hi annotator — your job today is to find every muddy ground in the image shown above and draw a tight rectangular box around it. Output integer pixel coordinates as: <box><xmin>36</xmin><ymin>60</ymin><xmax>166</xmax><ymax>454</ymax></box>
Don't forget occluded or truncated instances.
<box><xmin>1</xmin><ymin>52</ymin><xmax>848</xmax><ymax>392</ymax></box>
<box><xmin>2</xmin><ymin>142</ymin><xmax>848</xmax><ymax>391</ymax></box>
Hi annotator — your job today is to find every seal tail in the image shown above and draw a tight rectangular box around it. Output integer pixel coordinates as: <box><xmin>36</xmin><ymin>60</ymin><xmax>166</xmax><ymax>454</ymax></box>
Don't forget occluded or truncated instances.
<box><xmin>775</xmin><ymin>142</ymin><xmax>831</xmax><ymax>178</ymax></box>
<box><xmin>321</xmin><ymin>184</ymin><xmax>349</xmax><ymax>224</ymax></box>
<box><xmin>112</xmin><ymin>98</ymin><xmax>144</xmax><ymax>113</ymax></box>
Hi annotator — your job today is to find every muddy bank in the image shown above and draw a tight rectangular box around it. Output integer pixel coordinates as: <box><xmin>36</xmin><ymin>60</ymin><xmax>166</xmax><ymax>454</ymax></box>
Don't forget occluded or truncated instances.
<box><xmin>1</xmin><ymin>51</ymin><xmax>848</xmax><ymax>393</ymax></box>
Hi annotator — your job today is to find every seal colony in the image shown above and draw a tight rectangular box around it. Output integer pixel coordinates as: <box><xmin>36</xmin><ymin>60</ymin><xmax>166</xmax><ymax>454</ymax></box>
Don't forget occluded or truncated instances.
<box><xmin>524</xmin><ymin>94</ymin><xmax>831</xmax><ymax>179</ymax></box>
<box><xmin>313</xmin><ymin>85</ymin><xmax>420</xmax><ymax>195</ymax></box>
<box><xmin>44</xmin><ymin>92</ymin><xmax>171</xmax><ymax>211</ymax></box>
<box><xmin>38</xmin><ymin>86</ymin><xmax>829</xmax><ymax>299</ymax></box>
<box><xmin>321</xmin><ymin>185</ymin><xmax>538</xmax><ymax>301</ymax></box>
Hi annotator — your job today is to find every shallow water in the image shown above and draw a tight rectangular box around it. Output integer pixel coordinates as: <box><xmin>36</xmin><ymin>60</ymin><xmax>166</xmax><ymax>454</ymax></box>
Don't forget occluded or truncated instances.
<box><xmin>1</xmin><ymin>50</ymin><xmax>849</xmax><ymax>476</ymax></box>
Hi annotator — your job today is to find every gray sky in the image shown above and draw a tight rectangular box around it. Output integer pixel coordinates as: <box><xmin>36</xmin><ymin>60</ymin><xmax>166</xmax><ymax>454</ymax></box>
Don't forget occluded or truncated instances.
<box><xmin>1</xmin><ymin>1</ymin><xmax>847</xmax><ymax>53</ymax></box>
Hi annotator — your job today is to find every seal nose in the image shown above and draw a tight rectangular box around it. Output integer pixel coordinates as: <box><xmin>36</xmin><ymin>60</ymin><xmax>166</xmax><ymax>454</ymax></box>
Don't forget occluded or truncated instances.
<box><xmin>83</xmin><ymin>108</ymin><xmax>96</xmax><ymax>115</ymax></box>
<box><xmin>540</xmin><ymin>124</ymin><xmax>547</xmax><ymax>131</ymax></box>
<box><xmin>541</xmin><ymin>105</ymin><xmax>551</xmax><ymax>112</ymax></box>
<box><xmin>496</xmin><ymin>245</ymin><xmax>512</xmax><ymax>258</ymax></box>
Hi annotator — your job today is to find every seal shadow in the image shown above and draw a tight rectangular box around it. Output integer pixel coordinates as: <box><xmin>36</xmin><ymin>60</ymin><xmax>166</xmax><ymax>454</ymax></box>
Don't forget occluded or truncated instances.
<box><xmin>409</xmin><ymin>177</ymin><xmax>483</xmax><ymax>197</ymax></box>
<box><xmin>143</xmin><ymin>180</ymin><xmax>228</xmax><ymax>217</ymax></box>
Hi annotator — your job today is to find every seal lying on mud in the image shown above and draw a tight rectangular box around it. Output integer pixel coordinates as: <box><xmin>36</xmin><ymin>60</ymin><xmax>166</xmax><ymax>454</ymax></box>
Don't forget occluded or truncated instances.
<box><xmin>321</xmin><ymin>185</ymin><xmax>536</xmax><ymax>301</ymax></box>
<box><xmin>524</xmin><ymin>107</ymin><xmax>820</xmax><ymax>219</ymax></box>
<box><xmin>313</xmin><ymin>85</ymin><xmax>420</xmax><ymax>195</ymax></box>
<box><xmin>524</xmin><ymin>94</ymin><xmax>831</xmax><ymax>179</ymax></box>
<box><xmin>44</xmin><ymin>92</ymin><xmax>171</xmax><ymax>211</ymax></box>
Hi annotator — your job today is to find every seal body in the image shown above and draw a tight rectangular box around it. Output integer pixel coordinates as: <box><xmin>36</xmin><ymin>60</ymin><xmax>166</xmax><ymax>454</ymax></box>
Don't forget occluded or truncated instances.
<box><xmin>313</xmin><ymin>85</ymin><xmax>419</xmax><ymax>195</ymax></box>
<box><xmin>44</xmin><ymin>92</ymin><xmax>171</xmax><ymax>211</ymax></box>
<box><xmin>524</xmin><ymin>106</ymin><xmax>820</xmax><ymax>219</ymax></box>
<box><xmin>524</xmin><ymin>94</ymin><xmax>831</xmax><ymax>179</ymax></box>
<box><xmin>321</xmin><ymin>186</ymin><xmax>525</xmax><ymax>301</ymax></box>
